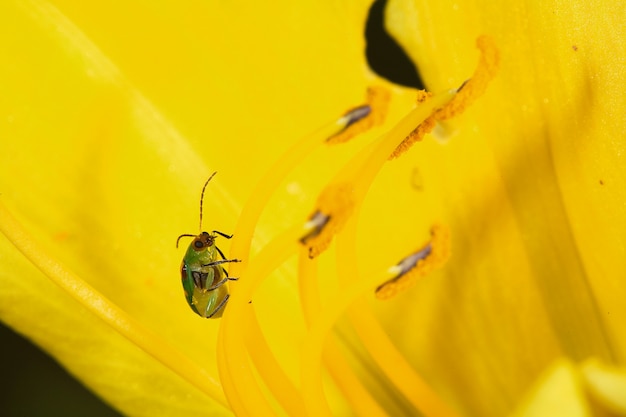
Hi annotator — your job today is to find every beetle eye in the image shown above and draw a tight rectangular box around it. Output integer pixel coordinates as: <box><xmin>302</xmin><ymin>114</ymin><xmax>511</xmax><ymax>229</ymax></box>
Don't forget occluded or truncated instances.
<box><xmin>194</xmin><ymin>241</ymin><xmax>204</xmax><ymax>249</ymax></box>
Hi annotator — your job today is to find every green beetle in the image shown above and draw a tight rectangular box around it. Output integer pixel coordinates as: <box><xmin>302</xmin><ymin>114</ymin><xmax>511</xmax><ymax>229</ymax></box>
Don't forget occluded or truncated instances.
<box><xmin>176</xmin><ymin>172</ymin><xmax>240</xmax><ymax>318</ymax></box>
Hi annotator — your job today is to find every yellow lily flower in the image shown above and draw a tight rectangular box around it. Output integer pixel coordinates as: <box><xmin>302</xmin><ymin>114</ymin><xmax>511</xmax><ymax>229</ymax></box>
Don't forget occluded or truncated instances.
<box><xmin>0</xmin><ymin>1</ymin><xmax>624</xmax><ymax>417</ymax></box>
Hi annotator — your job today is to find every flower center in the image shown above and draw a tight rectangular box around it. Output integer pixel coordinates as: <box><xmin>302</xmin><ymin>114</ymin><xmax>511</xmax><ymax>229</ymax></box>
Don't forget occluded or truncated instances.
<box><xmin>217</xmin><ymin>35</ymin><xmax>499</xmax><ymax>417</ymax></box>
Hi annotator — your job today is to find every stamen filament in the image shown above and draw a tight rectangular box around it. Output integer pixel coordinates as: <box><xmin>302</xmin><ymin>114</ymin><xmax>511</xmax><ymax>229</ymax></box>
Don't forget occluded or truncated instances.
<box><xmin>298</xmin><ymin>248</ymin><xmax>390</xmax><ymax>417</ymax></box>
<box><xmin>247</xmin><ymin>315</ymin><xmax>307</xmax><ymax>416</ymax></box>
<box><xmin>337</xmin><ymin>215</ymin><xmax>458</xmax><ymax>417</ymax></box>
<box><xmin>0</xmin><ymin>202</ymin><xmax>230</xmax><ymax>410</ymax></box>
<box><xmin>216</xmin><ymin>337</ymin><xmax>250</xmax><ymax>416</ymax></box>
<box><xmin>301</xmin><ymin>257</ymin><xmax>437</xmax><ymax>417</ymax></box>
<box><xmin>300</xmin><ymin>264</ymin><xmax>389</xmax><ymax>417</ymax></box>
<box><xmin>297</xmin><ymin>247</ymin><xmax>321</xmax><ymax>320</ymax></box>
<box><xmin>348</xmin><ymin>307</ymin><xmax>459</xmax><ymax>417</ymax></box>
<box><xmin>218</xmin><ymin>225</ymin><xmax>302</xmax><ymax>416</ymax></box>
<box><xmin>325</xmin><ymin>342</ymin><xmax>391</xmax><ymax>417</ymax></box>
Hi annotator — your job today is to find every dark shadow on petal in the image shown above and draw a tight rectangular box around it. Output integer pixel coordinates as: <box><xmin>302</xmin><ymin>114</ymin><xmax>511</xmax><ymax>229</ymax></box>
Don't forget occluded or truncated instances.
<box><xmin>365</xmin><ymin>0</ymin><xmax>425</xmax><ymax>89</ymax></box>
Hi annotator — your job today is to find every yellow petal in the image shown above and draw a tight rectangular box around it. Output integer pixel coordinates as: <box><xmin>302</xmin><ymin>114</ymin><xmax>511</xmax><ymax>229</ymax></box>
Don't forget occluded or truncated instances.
<box><xmin>582</xmin><ymin>358</ymin><xmax>626</xmax><ymax>415</ymax></box>
<box><xmin>0</xmin><ymin>233</ymin><xmax>230</xmax><ymax>416</ymax></box>
<box><xmin>510</xmin><ymin>359</ymin><xmax>590</xmax><ymax>417</ymax></box>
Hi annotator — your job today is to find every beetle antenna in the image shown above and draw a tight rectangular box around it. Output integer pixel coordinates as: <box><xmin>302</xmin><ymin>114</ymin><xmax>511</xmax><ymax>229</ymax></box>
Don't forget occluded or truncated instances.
<box><xmin>176</xmin><ymin>234</ymin><xmax>197</xmax><ymax>248</ymax></box>
<box><xmin>199</xmin><ymin>172</ymin><xmax>217</xmax><ymax>232</ymax></box>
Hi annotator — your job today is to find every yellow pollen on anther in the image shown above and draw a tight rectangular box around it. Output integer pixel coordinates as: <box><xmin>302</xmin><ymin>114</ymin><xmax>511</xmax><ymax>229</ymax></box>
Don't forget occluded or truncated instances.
<box><xmin>326</xmin><ymin>86</ymin><xmax>391</xmax><ymax>144</ymax></box>
<box><xmin>416</xmin><ymin>89</ymin><xmax>432</xmax><ymax>104</ymax></box>
<box><xmin>376</xmin><ymin>224</ymin><xmax>451</xmax><ymax>300</ymax></box>
<box><xmin>301</xmin><ymin>182</ymin><xmax>355</xmax><ymax>258</ymax></box>
<box><xmin>301</xmin><ymin>89</ymin><xmax>456</xmax><ymax>259</ymax></box>
<box><xmin>390</xmin><ymin>35</ymin><xmax>500</xmax><ymax>160</ymax></box>
<box><xmin>394</xmin><ymin>91</ymin><xmax>437</xmax><ymax>157</ymax></box>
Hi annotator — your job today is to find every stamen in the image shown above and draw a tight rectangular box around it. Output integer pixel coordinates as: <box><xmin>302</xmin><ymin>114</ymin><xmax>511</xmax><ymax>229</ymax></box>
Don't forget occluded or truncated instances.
<box><xmin>326</xmin><ymin>86</ymin><xmax>391</xmax><ymax>144</ymax></box>
<box><xmin>218</xmin><ymin>226</ymin><xmax>304</xmax><ymax>416</ymax></box>
<box><xmin>246</xmin><ymin>316</ymin><xmax>307</xmax><ymax>416</ymax></box>
<box><xmin>335</xmin><ymin>217</ymin><xmax>459</xmax><ymax>417</ymax></box>
<box><xmin>437</xmin><ymin>35</ymin><xmax>500</xmax><ymax>120</ymax></box>
<box><xmin>300</xmin><ymin>211</ymin><xmax>330</xmax><ymax>243</ymax></box>
<box><xmin>301</xmin><ymin>220</ymin><xmax>457</xmax><ymax>417</ymax></box>
<box><xmin>298</xmin><ymin>248</ymin><xmax>390</xmax><ymax>417</ymax></box>
<box><xmin>343</xmin><ymin>105</ymin><xmax>372</xmax><ymax>127</ymax></box>
<box><xmin>348</xmin><ymin>307</ymin><xmax>460</xmax><ymax>417</ymax></box>
<box><xmin>390</xmin><ymin>35</ymin><xmax>500</xmax><ymax>159</ymax></box>
<box><xmin>219</xmin><ymin>36</ymin><xmax>497</xmax><ymax>416</ymax></box>
<box><xmin>387</xmin><ymin>244</ymin><xmax>433</xmax><ymax>277</ymax></box>
<box><xmin>300</xmin><ymin>183</ymin><xmax>355</xmax><ymax>258</ymax></box>
<box><xmin>392</xmin><ymin>102</ymin><xmax>438</xmax><ymax>159</ymax></box>
<box><xmin>376</xmin><ymin>224</ymin><xmax>451</xmax><ymax>300</ymax></box>
<box><xmin>300</xmin><ymin>89</ymin><xmax>456</xmax><ymax>259</ymax></box>
<box><xmin>220</xmin><ymin>87</ymin><xmax>395</xmax><ymax>416</ymax></box>
<box><xmin>229</xmin><ymin>87</ymin><xmax>390</xmax><ymax>277</ymax></box>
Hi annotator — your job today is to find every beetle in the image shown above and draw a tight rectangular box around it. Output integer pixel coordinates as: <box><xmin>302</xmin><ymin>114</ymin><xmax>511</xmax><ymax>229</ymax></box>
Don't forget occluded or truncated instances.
<box><xmin>176</xmin><ymin>172</ymin><xmax>240</xmax><ymax>318</ymax></box>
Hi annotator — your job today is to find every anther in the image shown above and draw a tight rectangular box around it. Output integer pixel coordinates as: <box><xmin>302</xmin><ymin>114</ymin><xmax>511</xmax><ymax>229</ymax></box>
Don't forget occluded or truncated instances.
<box><xmin>389</xmin><ymin>35</ymin><xmax>499</xmax><ymax>160</ymax></box>
<box><xmin>386</xmin><ymin>244</ymin><xmax>433</xmax><ymax>278</ymax></box>
<box><xmin>342</xmin><ymin>105</ymin><xmax>372</xmax><ymax>128</ymax></box>
<box><xmin>456</xmin><ymin>79</ymin><xmax>470</xmax><ymax>93</ymax></box>
<box><xmin>376</xmin><ymin>224</ymin><xmax>450</xmax><ymax>299</ymax></box>
<box><xmin>326</xmin><ymin>86</ymin><xmax>390</xmax><ymax>144</ymax></box>
<box><xmin>299</xmin><ymin>183</ymin><xmax>355</xmax><ymax>258</ymax></box>
<box><xmin>300</xmin><ymin>211</ymin><xmax>331</xmax><ymax>244</ymax></box>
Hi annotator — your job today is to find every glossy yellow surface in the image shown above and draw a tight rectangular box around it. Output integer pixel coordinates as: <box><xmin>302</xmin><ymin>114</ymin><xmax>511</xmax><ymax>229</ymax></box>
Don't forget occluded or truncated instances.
<box><xmin>1</xmin><ymin>0</ymin><xmax>624</xmax><ymax>416</ymax></box>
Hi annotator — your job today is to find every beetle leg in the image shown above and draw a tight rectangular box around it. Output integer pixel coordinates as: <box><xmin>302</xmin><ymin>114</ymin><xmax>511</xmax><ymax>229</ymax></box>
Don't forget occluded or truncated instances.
<box><xmin>207</xmin><ymin>276</ymin><xmax>239</xmax><ymax>291</ymax></box>
<box><xmin>207</xmin><ymin>277</ymin><xmax>229</xmax><ymax>291</ymax></box>
<box><xmin>206</xmin><ymin>294</ymin><xmax>229</xmax><ymax>318</ymax></box>
<box><xmin>215</xmin><ymin>245</ymin><xmax>228</xmax><ymax>260</ymax></box>
<box><xmin>202</xmin><ymin>258</ymin><xmax>240</xmax><ymax>267</ymax></box>
<box><xmin>220</xmin><ymin>267</ymin><xmax>240</xmax><ymax>279</ymax></box>
<box><xmin>213</xmin><ymin>230</ymin><xmax>233</xmax><ymax>239</ymax></box>
<box><xmin>214</xmin><ymin>246</ymin><xmax>235</xmax><ymax>276</ymax></box>
<box><xmin>214</xmin><ymin>245</ymin><xmax>239</xmax><ymax>281</ymax></box>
